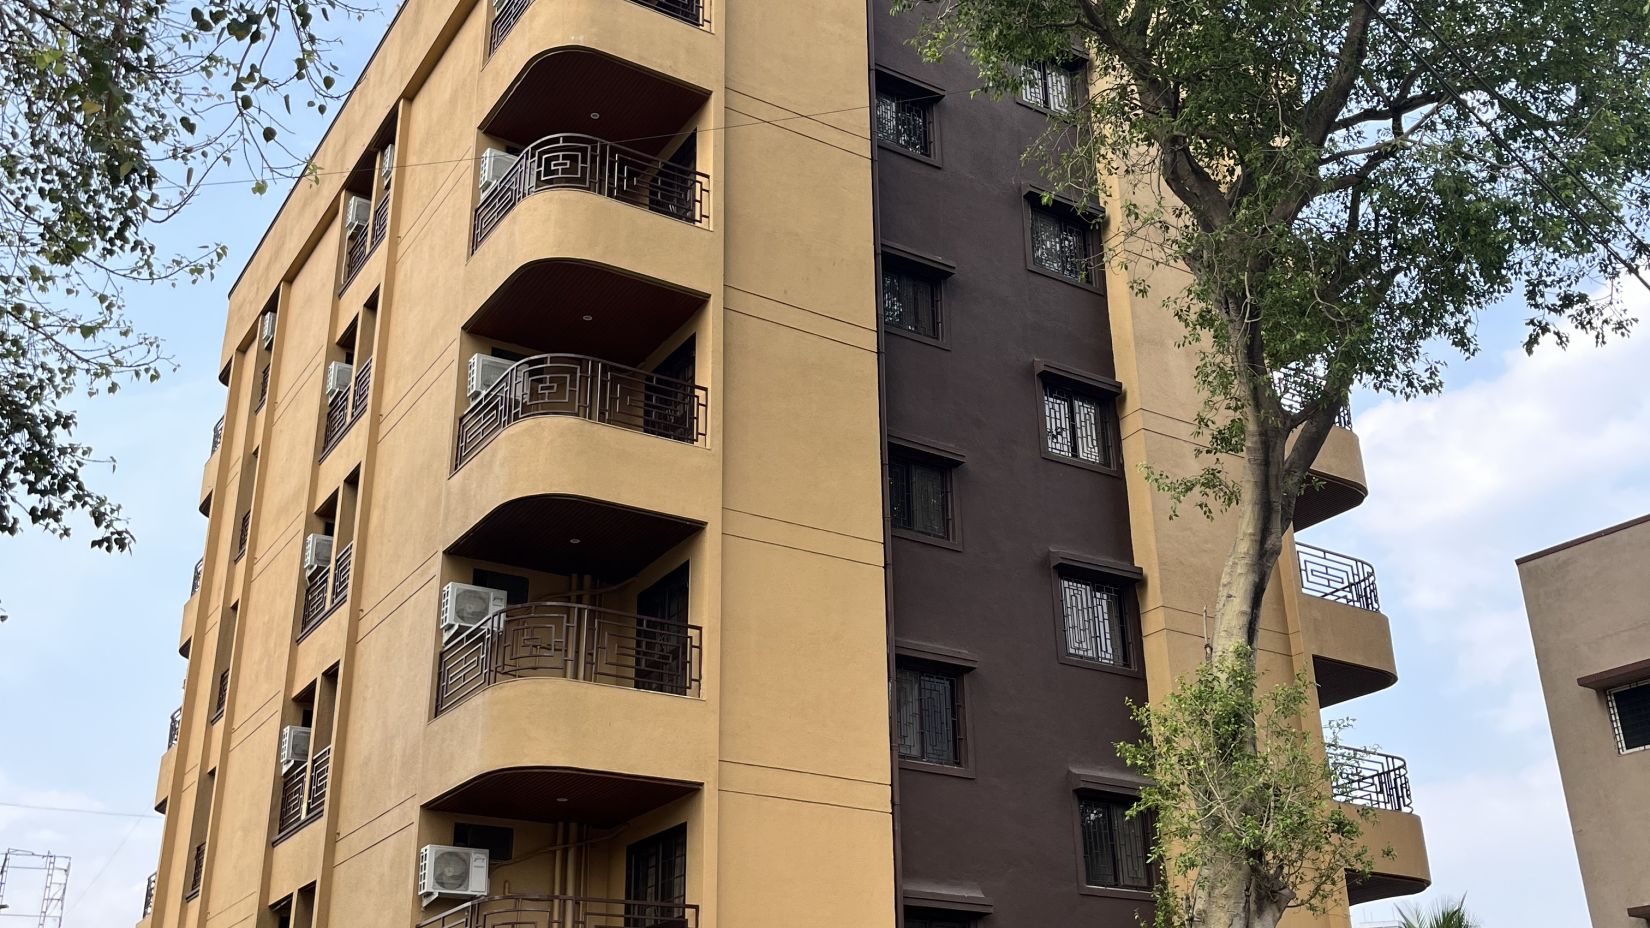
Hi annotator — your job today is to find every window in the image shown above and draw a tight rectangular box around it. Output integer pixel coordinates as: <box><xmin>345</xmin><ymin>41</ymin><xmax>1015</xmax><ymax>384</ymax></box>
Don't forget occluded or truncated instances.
<box><xmin>1059</xmin><ymin>574</ymin><xmax>1129</xmax><ymax>667</ymax></box>
<box><xmin>896</xmin><ymin>664</ymin><xmax>964</xmax><ymax>766</ymax></box>
<box><xmin>1079</xmin><ymin>794</ymin><xmax>1151</xmax><ymax>891</ymax></box>
<box><xmin>889</xmin><ymin>454</ymin><xmax>953</xmax><ymax>539</ymax></box>
<box><xmin>1609</xmin><ymin>680</ymin><xmax>1650</xmax><ymax>753</ymax></box>
<box><xmin>1030</xmin><ymin>204</ymin><xmax>1096</xmax><ymax>283</ymax></box>
<box><xmin>1022</xmin><ymin>60</ymin><xmax>1083</xmax><ymax>112</ymax></box>
<box><xmin>626</xmin><ymin>825</ymin><xmax>687</xmax><ymax>918</ymax></box>
<box><xmin>1044</xmin><ymin>382</ymin><xmax>1118</xmax><ymax>469</ymax></box>
<box><xmin>875</xmin><ymin>86</ymin><xmax>935</xmax><ymax>156</ymax></box>
<box><xmin>882</xmin><ymin>259</ymin><xmax>942</xmax><ymax>339</ymax></box>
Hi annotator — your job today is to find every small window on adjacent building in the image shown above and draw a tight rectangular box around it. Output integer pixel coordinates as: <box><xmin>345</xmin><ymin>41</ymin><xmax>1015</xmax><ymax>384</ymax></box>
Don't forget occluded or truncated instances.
<box><xmin>1609</xmin><ymin>679</ymin><xmax>1650</xmax><ymax>753</ymax></box>
<box><xmin>875</xmin><ymin>82</ymin><xmax>937</xmax><ymax>157</ymax></box>
<box><xmin>896</xmin><ymin>664</ymin><xmax>964</xmax><ymax>766</ymax></box>
<box><xmin>1030</xmin><ymin>203</ymin><xmax>1097</xmax><ymax>283</ymax></box>
<box><xmin>1059</xmin><ymin>573</ymin><xmax>1130</xmax><ymax>668</ymax></box>
<box><xmin>882</xmin><ymin>257</ymin><xmax>943</xmax><ymax>340</ymax></box>
<box><xmin>1022</xmin><ymin>60</ymin><xmax>1084</xmax><ymax>113</ymax></box>
<box><xmin>1079</xmin><ymin>794</ymin><xmax>1151</xmax><ymax>891</ymax></box>
<box><xmin>1044</xmin><ymin>381</ymin><xmax>1119</xmax><ymax>469</ymax></box>
<box><xmin>889</xmin><ymin>453</ymin><xmax>954</xmax><ymax>540</ymax></box>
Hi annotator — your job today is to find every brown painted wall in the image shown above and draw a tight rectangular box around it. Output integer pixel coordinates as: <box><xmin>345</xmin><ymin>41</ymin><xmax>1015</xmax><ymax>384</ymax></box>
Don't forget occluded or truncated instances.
<box><xmin>871</xmin><ymin>7</ymin><xmax>1151</xmax><ymax>924</ymax></box>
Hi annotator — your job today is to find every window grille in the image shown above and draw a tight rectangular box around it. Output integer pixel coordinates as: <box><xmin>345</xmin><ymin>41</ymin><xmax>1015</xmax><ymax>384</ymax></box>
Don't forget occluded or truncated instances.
<box><xmin>1079</xmin><ymin>795</ymin><xmax>1151</xmax><ymax>890</ymax></box>
<box><xmin>1044</xmin><ymin>384</ymin><xmax>1117</xmax><ymax>467</ymax></box>
<box><xmin>1609</xmin><ymin>679</ymin><xmax>1650</xmax><ymax>753</ymax></box>
<box><xmin>875</xmin><ymin>89</ymin><xmax>934</xmax><ymax>155</ymax></box>
<box><xmin>889</xmin><ymin>456</ymin><xmax>952</xmax><ymax>539</ymax></box>
<box><xmin>1030</xmin><ymin>206</ymin><xmax>1094</xmax><ymax>282</ymax></box>
<box><xmin>882</xmin><ymin>263</ymin><xmax>942</xmax><ymax>339</ymax></box>
<box><xmin>1060</xmin><ymin>575</ymin><xmax>1128</xmax><ymax>667</ymax></box>
<box><xmin>896</xmin><ymin>666</ymin><xmax>963</xmax><ymax>766</ymax></box>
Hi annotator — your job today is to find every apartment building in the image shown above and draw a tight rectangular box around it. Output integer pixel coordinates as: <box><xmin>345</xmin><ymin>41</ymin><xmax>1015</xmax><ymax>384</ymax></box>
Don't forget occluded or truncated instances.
<box><xmin>1519</xmin><ymin>515</ymin><xmax>1650</xmax><ymax>928</ymax></box>
<box><xmin>140</xmin><ymin>2</ymin><xmax>1430</xmax><ymax>926</ymax></box>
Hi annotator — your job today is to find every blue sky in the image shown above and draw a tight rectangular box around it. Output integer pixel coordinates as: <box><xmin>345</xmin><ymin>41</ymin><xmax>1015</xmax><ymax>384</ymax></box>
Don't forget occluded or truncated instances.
<box><xmin>2</xmin><ymin>12</ymin><xmax>1646</xmax><ymax>924</ymax></box>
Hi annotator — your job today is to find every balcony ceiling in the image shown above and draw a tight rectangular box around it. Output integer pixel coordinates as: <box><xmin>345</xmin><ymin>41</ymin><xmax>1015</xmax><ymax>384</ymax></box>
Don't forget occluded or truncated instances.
<box><xmin>447</xmin><ymin>494</ymin><xmax>703</xmax><ymax>581</ymax></box>
<box><xmin>428</xmin><ymin>766</ymin><xmax>700</xmax><ymax>826</ymax></box>
<box><xmin>1293</xmin><ymin>470</ymin><xmax>1367</xmax><ymax>530</ymax></box>
<box><xmin>1346</xmin><ymin>870</ymin><xmax>1430</xmax><ymax>906</ymax></box>
<box><xmin>482</xmin><ymin>49</ymin><xmax>709</xmax><ymax>157</ymax></box>
<box><xmin>467</xmin><ymin>259</ymin><xmax>706</xmax><ymax>366</ymax></box>
<box><xmin>1313</xmin><ymin>655</ymin><xmax>1397</xmax><ymax>708</ymax></box>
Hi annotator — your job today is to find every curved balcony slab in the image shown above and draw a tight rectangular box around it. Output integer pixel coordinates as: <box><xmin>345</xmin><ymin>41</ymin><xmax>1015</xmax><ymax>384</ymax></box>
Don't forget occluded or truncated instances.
<box><xmin>467</xmin><ymin>259</ymin><xmax>706</xmax><ymax>366</ymax></box>
<box><xmin>1305</xmin><ymin>596</ymin><xmax>1398</xmax><ymax>707</ymax></box>
<box><xmin>442</xmin><ymin>414</ymin><xmax>714</xmax><ymax>570</ymax></box>
<box><xmin>1294</xmin><ymin>425</ymin><xmax>1368</xmax><ymax>530</ymax></box>
<box><xmin>1342</xmin><ymin>804</ymin><xmax>1431</xmax><ymax>905</ymax></box>
<box><xmin>154</xmin><ymin>745</ymin><xmax>176</xmax><ymax>813</ymax></box>
<box><xmin>465</xmin><ymin>188</ymin><xmax>716</xmax><ymax>311</ymax></box>
<box><xmin>481</xmin><ymin>19</ymin><xmax>717</xmax><ymax>145</ymax></box>
<box><xmin>421</xmin><ymin>674</ymin><xmax>712</xmax><ymax>821</ymax></box>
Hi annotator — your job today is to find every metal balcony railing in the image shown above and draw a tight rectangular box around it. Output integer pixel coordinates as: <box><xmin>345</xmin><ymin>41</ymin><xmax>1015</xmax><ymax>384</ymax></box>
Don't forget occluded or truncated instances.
<box><xmin>351</xmin><ymin>357</ymin><xmax>372</xmax><ymax>425</ymax></box>
<box><xmin>628</xmin><ymin>0</ymin><xmax>708</xmax><ymax>27</ymax></box>
<box><xmin>142</xmin><ymin>872</ymin><xmax>157</xmax><ymax>918</ymax></box>
<box><xmin>454</xmin><ymin>354</ymin><xmax>707</xmax><ymax>468</ymax></box>
<box><xmin>320</xmin><ymin>359</ymin><xmax>371</xmax><ymax>458</ymax></box>
<box><xmin>471</xmin><ymin>134</ymin><xmax>708</xmax><ymax>250</ymax></box>
<box><xmin>371</xmin><ymin>193</ymin><xmax>389</xmax><ymax>250</ymax></box>
<box><xmin>1296</xmin><ymin>541</ymin><xmax>1381</xmax><ymax>612</ymax></box>
<box><xmin>191</xmin><ymin>557</ymin><xmax>204</xmax><ymax>595</ymax></box>
<box><xmin>301</xmin><ymin>566</ymin><xmax>331</xmax><ymax>636</ymax></box>
<box><xmin>185</xmin><ymin>842</ymin><xmax>205</xmax><ymax>899</ymax></box>
<box><xmin>235</xmin><ymin>511</ymin><xmax>251</xmax><ymax>561</ymax></box>
<box><xmin>1329</xmin><ymin>744</ymin><xmax>1413</xmax><ymax>813</ymax></box>
<box><xmin>1274</xmin><ymin>366</ymin><xmax>1353</xmax><ymax>430</ymax></box>
<box><xmin>210</xmin><ymin>416</ymin><xmax>225</xmax><ymax>454</ymax></box>
<box><xmin>210</xmin><ymin>668</ymin><xmax>229</xmax><ymax>722</ymax></box>
<box><xmin>419</xmin><ymin>894</ymin><xmax>698</xmax><ymax>928</ymax></box>
<box><xmin>275</xmin><ymin>745</ymin><xmax>331</xmax><ymax>839</ymax></box>
<box><xmin>436</xmin><ymin>602</ymin><xmax>703</xmax><ymax>715</ymax></box>
<box><xmin>167</xmin><ymin>707</ymin><xmax>182</xmax><ymax>748</ymax></box>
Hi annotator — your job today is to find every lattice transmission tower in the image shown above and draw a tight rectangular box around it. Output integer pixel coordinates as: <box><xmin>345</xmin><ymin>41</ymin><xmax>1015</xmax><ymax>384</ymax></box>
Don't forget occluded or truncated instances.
<box><xmin>0</xmin><ymin>849</ymin><xmax>71</xmax><ymax>927</ymax></box>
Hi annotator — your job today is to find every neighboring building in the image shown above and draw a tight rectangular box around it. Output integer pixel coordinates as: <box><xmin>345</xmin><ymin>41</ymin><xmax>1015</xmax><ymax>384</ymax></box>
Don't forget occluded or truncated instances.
<box><xmin>140</xmin><ymin>2</ymin><xmax>1429</xmax><ymax>927</ymax></box>
<box><xmin>1519</xmin><ymin>515</ymin><xmax>1650</xmax><ymax>928</ymax></box>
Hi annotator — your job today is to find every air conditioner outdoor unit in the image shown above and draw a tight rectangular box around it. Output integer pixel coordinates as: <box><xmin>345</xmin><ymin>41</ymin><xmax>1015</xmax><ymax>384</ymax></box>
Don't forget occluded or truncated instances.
<box><xmin>325</xmin><ymin>361</ymin><xmax>354</xmax><ymax>399</ymax></box>
<box><xmin>379</xmin><ymin>143</ymin><xmax>396</xmax><ymax>184</ymax></box>
<box><xmin>440</xmin><ymin>582</ymin><xmax>508</xmax><ymax>639</ymax></box>
<box><xmin>478</xmin><ymin>149</ymin><xmax>518</xmax><ymax>193</ymax></box>
<box><xmin>417</xmin><ymin>845</ymin><xmax>489</xmax><ymax>904</ymax></box>
<box><xmin>344</xmin><ymin>195</ymin><xmax>371</xmax><ymax>234</ymax></box>
<box><xmin>466</xmin><ymin>354</ymin><xmax>515</xmax><ymax>403</ymax></box>
<box><xmin>278</xmin><ymin>725</ymin><xmax>312</xmax><ymax>770</ymax></box>
<box><xmin>302</xmin><ymin>533</ymin><xmax>334</xmax><ymax>576</ymax></box>
<box><xmin>259</xmin><ymin>310</ymin><xmax>277</xmax><ymax>349</ymax></box>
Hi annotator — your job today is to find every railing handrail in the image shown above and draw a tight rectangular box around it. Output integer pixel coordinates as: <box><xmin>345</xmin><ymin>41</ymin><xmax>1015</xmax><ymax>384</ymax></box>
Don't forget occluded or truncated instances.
<box><xmin>1328</xmin><ymin>743</ymin><xmax>1412</xmax><ymax>812</ymax></box>
<box><xmin>1295</xmin><ymin>540</ymin><xmax>1380</xmax><ymax>611</ymax></box>
<box><xmin>1274</xmin><ymin>366</ymin><xmax>1353</xmax><ymax>430</ymax></box>
<box><xmin>471</xmin><ymin>132</ymin><xmax>709</xmax><ymax>248</ymax></box>
<box><xmin>445</xmin><ymin>599</ymin><xmax>704</xmax><ymax>650</ymax></box>
<box><xmin>453</xmin><ymin>352</ymin><xmax>708</xmax><ymax>468</ymax></box>
<box><xmin>418</xmin><ymin>894</ymin><xmax>699</xmax><ymax>928</ymax></box>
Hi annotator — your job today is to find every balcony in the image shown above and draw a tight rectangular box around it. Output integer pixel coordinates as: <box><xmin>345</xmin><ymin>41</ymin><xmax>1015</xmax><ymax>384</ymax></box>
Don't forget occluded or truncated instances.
<box><xmin>1331</xmin><ymin>745</ymin><xmax>1431</xmax><ymax>904</ymax></box>
<box><xmin>167</xmin><ymin>707</ymin><xmax>182</xmax><ymax>748</ymax></box>
<box><xmin>455</xmin><ymin>355</ymin><xmax>706</xmax><ymax>469</ymax></box>
<box><xmin>142</xmin><ymin>872</ymin><xmax>157</xmax><ymax>919</ymax></box>
<box><xmin>1277</xmin><ymin>368</ymin><xmax>1368</xmax><ymax>529</ymax></box>
<box><xmin>421</xmin><ymin>895</ymin><xmax>697</xmax><ymax>928</ymax></box>
<box><xmin>190</xmin><ymin>558</ymin><xmax>204</xmax><ymax>596</ymax></box>
<box><xmin>1296</xmin><ymin>542</ymin><xmax>1397</xmax><ymax>706</ymax></box>
<box><xmin>436</xmin><ymin>602</ymin><xmax>702</xmax><ymax>715</ymax></box>
<box><xmin>299</xmin><ymin>541</ymin><xmax>352</xmax><ymax>639</ymax></box>
<box><xmin>320</xmin><ymin>358</ymin><xmax>372</xmax><ymax>459</ymax></box>
<box><xmin>184</xmin><ymin>841</ymin><xmax>205</xmax><ymax>900</ymax></box>
<box><xmin>473</xmin><ymin>134</ymin><xmax>707</xmax><ymax>250</ymax></box>
<box><xmin>274</xmin><ymin>745</ymin><xmax>331</xmax><ymax>841</ymax></box>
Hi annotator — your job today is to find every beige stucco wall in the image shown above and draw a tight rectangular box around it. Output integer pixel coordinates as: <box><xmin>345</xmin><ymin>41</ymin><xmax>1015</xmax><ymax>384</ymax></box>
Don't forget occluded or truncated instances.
<box><xmin>148</xmin><ymin>0</ymin><xmax>893</xmax><ymax>926</ymax></box>
<box><xmin>1520</xmin><ymin>516</ymin><xmax>1650</xmax><ymax>928</ymax></box>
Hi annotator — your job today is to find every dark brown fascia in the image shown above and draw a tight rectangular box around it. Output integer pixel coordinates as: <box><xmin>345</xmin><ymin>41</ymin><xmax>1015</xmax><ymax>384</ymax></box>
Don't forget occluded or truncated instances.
<box><xmin>1516</xmin><ymin>511</ymin><xmax>1650</xmax><ymax>564</ymax></box>
<box><xmin>1627</xmin><ymin>903</ymin><xmax>1650</xmax><ymax>921</ymax></box>
<box><xmin>1577</xmin><ymin>657</ymin><xmax>1650</xmax><ymax>691</ymax></box>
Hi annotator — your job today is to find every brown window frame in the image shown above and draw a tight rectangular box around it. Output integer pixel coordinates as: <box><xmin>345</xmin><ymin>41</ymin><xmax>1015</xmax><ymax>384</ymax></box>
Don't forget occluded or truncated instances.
<box><xmin>888</xmin><ymin>439</ymin><xmax>964</xmax><ymax>549</ymax></box>
<box><xmin>1608</xmin><ymin>678</ymin><xmax>1650</xmax><ymax>754</ymax></box>
<box><xmin>1075</xmin><ymin>791</ymin><xmax>1154</xmax><ymax>896</ymax></box>
<box><xmin>895</xmin><ymin>657</ymin><xmax>973</xmax><ymax>776</ymax></box>
<box><xmin>1049</xmin><ymin>551</ymin><xmax>1145</xmax><ymax>676</ymax></box>
<box><xmin>874</xmin><ymin>69</ymin><xmax>944</xmax><ymax>165</ymax></box>
<box><xmin>1037</xmin><ymin>365</ymin><xmax>1123</xmax><ymax>476</ymax></box>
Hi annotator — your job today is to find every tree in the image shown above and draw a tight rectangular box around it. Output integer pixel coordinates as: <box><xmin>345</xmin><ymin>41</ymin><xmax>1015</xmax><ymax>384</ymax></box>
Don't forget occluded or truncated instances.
<box><xmin>0</xmin><ymin>0</ymin><xmax>360</xmax><ymax>552</ymax></box>
<box><xmin>893</xmin><ymin>0</ymin><xmax>1650</xmax><ymax>925</ymax></box>
<box><xmin>1397</xmin><ymin>897</ymin><xmax>1480</xmax><ymax>928</ymax></box>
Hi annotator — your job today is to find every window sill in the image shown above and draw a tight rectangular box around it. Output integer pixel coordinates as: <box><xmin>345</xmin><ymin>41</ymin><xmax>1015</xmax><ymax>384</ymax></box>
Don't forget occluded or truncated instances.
<box><xmin>1041</xmin><ymin>448</ymin><xmax>1123</xmax><ymax>478</ymax></box>
<box><xmin>900</xmin><ymin>758</ymin><xmax>976</xmax><ymax>779</ymax></box>
<box><xmin>1014</xmin><ymin>96</ymin><xmax>1078</xmax><ymax>120</ymax></box>
<box><xmin>887</xmin><ymin>325</ymin><xmax>949</xmax><ymax>350</ymax></box>
<box><xmin>893</xmin><ymin>527</ymin><xmax>963</xmax><ymax>552</ymax></box>
<box><xmin>877</xmin><ymin>140</ymin><xmax>943</xmax><ymax>168</ymax></box>
<box><xmin>1026</xmin><ymin>262</ymin><xmax>1104</xmax><ymax>293</ymax></box>
<box><xmin>1078</xmin><ymin>885</ymin><xmax>1154</xmax><ymax>902</ymax></box>
<box><xmin>1056</xmin><ymin>652</ymin><xmax>1145</xmax><ymax>678</ymax></box>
